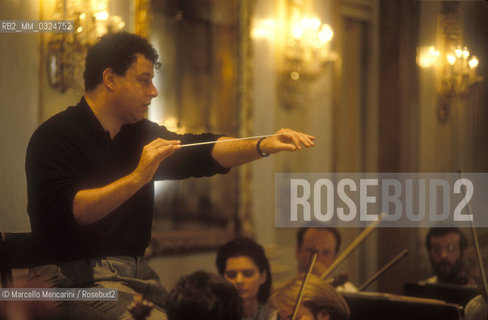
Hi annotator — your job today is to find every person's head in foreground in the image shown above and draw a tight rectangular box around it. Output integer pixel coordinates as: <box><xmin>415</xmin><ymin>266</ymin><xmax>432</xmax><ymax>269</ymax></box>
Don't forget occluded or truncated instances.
<box><xmin>216</xmin><ymin>237</ymin><xmax>273</xmax><ymax>317</ymax></box>
<box><xmin>165</xmin><ymin>270</ymin><xmax>242</xmax><ymax>320</ymax></box>
<box><xmin>271</xmin><ymin>273</ymin><xmax>350</xmax><ymax>320</ymax></box>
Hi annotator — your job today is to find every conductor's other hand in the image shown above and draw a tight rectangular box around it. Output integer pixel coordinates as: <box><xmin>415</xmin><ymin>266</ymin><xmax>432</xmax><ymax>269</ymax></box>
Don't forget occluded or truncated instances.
<box><xmin>134</xmin><ymin>138</ymin><xmax>181</xmax><ymax>184</ymax></box>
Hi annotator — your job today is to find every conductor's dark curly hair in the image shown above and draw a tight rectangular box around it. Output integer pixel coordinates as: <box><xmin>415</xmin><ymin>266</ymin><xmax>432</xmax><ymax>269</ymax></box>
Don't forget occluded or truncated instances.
<box><xmin>83</xmin><ymin>31</ymin><xmax>160</xmax><ymax>91</ymax></box>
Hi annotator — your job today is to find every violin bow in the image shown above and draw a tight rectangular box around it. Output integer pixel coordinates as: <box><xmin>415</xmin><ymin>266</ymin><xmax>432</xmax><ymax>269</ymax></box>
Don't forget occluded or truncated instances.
<box><xmin>458</xmin><ymin>170</ymin><xmax>488</xmax><ymax>301</ymax></box>
<box><xmin>358</xmin><ymin>249</ymin><xmax>408</xmax><ymax>291</ymax></box>
<box><xmin>320</xmin><ymin>216</ymin><xmax>383</xmax><ymax>280</ymax></box>
<box><xmin>291</xmin><ymin>248</ymin><xmax>318</xmax><ymax>320</ymax></box>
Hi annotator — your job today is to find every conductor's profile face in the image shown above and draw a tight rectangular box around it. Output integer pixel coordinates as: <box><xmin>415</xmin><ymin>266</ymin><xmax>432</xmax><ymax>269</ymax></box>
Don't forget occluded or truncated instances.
<box><xmin>111</xmin><ymin>53</ymin><xmax>158</xmax><ymax>124</ymax></box>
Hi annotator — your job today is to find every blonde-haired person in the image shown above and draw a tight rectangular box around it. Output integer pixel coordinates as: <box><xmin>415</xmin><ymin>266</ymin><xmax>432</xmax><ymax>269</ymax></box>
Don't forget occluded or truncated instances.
<box><xmin>271</xmin><ymin>273</ymin><xmax>350</xmax><ymax>320</ymax></box>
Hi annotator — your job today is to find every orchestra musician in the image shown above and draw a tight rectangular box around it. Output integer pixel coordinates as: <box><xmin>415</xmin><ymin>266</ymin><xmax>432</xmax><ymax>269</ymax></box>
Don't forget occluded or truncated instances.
<box><xmin>295</xmin><ymin>228</ymin><xmax>357</xmax><ymax>292</ymax></box>
<box><xmin>420</xmin><ymin>227</ymin><xmax>475</xmax><ymax>286</ymax></box>
<box><xmin>290</xmin><ymin>225</ymin><xmax>465</xmax><ymax>320</ymax></box>
<box><xmin>165</xmin><ymin>270</ymin><xmax>242</xmax><ymax>320</ymax></box>
<box><xmin>270</xmin><ymin>273</ymin><xmax>350</xmax><ymax>320</ymax></box>
<box><xmin>464</xmin><ymin>242</ymin><xmax>488</xmax><ymax>320</ymax></box>
<box><xmin>216</xmin><ymin>237</ymin><xmax>279</xmax><ymax>320</ymax></box>
<box><xmin>25</xmin><ymin>31</ymin><xmax>314</xmax><ymax>319</ymax></box>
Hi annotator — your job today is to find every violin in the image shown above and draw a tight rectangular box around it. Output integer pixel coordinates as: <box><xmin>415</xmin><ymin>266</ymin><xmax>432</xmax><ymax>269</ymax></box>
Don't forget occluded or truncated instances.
<box><xmin>290</xmin><ymin>219</ymin><xmax>381</xmax><ymax>320</ymax></box>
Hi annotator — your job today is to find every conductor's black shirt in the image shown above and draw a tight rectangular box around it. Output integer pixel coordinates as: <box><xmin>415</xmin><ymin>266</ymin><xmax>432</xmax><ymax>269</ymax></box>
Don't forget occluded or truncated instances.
<box><xmin>26</xmin><ymin>97</ymin><xmax>229</xmax><ymax>262</ymax></box>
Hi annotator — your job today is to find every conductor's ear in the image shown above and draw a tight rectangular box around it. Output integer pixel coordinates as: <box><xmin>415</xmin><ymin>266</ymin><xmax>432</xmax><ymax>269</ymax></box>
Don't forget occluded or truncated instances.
<box><xmin>102</xmin><ymin>68</ymin><xmax>117</xmax><ymax>91</ymax></box>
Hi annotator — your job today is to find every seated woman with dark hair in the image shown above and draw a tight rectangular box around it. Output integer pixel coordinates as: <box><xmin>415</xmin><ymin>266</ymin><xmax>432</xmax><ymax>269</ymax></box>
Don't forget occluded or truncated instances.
<box><xmin>271</xmin><ymin>273</ymin><xmax>350</xmax><ymax>320</ymax></box>
<box><xmin>216</xmin><ymin>237</ymin><xmax>278</xmax><ymax>320</ymax></box>
<box><xmin>165</xmin><ymin>270</ymin><xmax>242</xmax><ymax>320</ymax></box>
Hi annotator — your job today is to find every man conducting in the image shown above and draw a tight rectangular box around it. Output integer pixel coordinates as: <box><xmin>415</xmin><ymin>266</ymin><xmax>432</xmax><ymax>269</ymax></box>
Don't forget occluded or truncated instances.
<box><xmin>26</xmin><ymin>32</ymin><xmax>314</xmax><ymax>319</ymax></box>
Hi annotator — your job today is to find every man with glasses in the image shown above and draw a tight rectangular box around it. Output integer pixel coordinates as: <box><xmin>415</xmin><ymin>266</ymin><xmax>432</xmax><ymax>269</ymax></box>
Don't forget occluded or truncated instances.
<box><xmin>422</xmin><ymin>227</ymin><xmax>475</xmax><ymax>285</ymax></box>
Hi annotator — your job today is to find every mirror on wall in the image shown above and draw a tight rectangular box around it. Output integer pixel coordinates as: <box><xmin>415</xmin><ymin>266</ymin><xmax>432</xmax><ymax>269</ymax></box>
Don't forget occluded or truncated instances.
<box><xmin>143</xmin><ymin>0</ymin><xmax>243</xmax><ymax>255</ymax></box>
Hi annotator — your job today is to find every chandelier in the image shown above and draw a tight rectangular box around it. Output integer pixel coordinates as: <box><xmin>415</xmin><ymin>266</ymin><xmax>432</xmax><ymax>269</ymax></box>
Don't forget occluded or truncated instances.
<box><xmin>47</xmin><ymin>0</ymin><xmax>125</xmax><ymax>92</ymax></box>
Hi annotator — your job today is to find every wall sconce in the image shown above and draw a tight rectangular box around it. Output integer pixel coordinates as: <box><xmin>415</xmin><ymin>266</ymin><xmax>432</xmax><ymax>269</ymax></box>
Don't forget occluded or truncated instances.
<box><xmin>285</xmin><ymin>16</ymin><xmax>335</xmax><ymax>80</ymax></box>
<box><xmin>47</xmin><ymin>0</ymin><xmax>125</xmax><ymax>92</ymax></box>
<box><xmin>277</xmin><ymin>0</ymin><xmax>336</xmax><ymax>110</ymax></box>
<box><xmin>417</xmin><ymin>2</ymin><xmax>483</xmax><ymax>121</ymax></box>
<box><xmin>442</xmin><ymin>46</ymin><xmax>482</xmax><ymax>98</ymax></box>
<box><xmin>417</xmin><ymin>44</ymin><xmax>483</xmax><ymax>120</ymax></box>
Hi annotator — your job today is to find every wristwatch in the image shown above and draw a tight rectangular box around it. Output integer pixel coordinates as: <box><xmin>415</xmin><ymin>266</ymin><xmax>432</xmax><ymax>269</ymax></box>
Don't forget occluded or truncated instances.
<box><xmin>256</xmin><ymin>137</ymin><xmax>270</xmax><ymax>157</ymax></box>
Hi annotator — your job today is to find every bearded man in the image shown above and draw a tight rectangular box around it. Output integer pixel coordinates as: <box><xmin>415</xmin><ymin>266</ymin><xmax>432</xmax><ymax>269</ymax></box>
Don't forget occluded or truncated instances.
<box><xmin>422</xmin><ymin>227</ymin><xmax>474</xmax><ymax>285</ymax></box>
